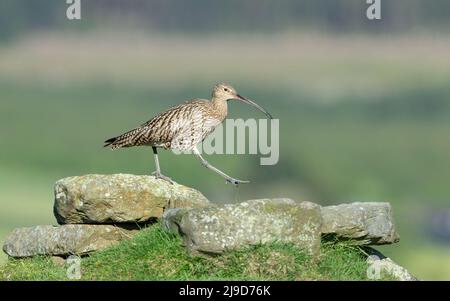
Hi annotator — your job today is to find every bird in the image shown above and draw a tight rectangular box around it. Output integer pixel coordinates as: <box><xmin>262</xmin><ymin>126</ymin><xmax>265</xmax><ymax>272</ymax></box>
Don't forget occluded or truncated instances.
<box><xmin>104</xmin><ymin>83</ymin><xmax>273</xmax><ymax>185</ymax></box>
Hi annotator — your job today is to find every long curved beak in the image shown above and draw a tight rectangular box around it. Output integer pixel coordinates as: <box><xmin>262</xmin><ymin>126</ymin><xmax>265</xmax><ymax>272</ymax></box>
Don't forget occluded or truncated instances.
<box><xmin>236</xmin><ymin>94</ymin><xmax>273</xmax><ymax>119</ymax></box>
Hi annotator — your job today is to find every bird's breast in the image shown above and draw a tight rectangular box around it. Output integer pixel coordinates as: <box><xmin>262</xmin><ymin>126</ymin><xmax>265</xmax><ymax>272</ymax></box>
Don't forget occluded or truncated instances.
<box><xmin>202</xmin><ymin>117</ymin><xmax>223</xmax><ymax>136</ymax></box>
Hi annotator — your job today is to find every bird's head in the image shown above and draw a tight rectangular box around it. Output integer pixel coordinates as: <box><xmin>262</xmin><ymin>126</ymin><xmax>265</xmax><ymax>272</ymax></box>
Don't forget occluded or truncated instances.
<box><xmin>212</xmin><ymin>83</ymin><xmax>273</xmax><ymax>119</ymax></box>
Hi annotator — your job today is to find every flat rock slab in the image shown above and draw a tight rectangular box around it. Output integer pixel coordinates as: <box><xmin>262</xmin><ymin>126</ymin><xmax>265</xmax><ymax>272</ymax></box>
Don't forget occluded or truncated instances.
<box><xmin>321</xmin><ymin>202</ymin><xmax>399</xmax><ymax>245</ymax></box>
<box><xmin>54</xmin><ymin>174</ymin><xmax>210</xmax><ymax>224</ymax></box>
<box><xmin>3</xmin><ymin>225</ymin><xmax>138</xmax><ymax>258</ymax></box>
<box><xmin>163</xmin><ymin>198</ymin><xmax>322</xmax><ymax>257</ymax></box>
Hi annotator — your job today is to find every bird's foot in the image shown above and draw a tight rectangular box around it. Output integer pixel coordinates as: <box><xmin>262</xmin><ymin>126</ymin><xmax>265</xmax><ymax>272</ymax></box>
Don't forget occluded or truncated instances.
<box><xmin>225</xmin><ymin>177</ymin><xmax>250</xmax><ymax>186</ymax></box>
<box><xmin>152</xmin><ymin>171</ymin><xmax>174</xmax><ymax>185</ymax></box>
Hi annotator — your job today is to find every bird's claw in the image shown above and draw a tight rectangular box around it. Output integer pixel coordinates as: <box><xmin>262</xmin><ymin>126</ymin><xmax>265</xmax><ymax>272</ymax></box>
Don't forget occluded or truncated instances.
<box><xmin>152</xmin><ymin>171</ymin><xmax>174</xmax><ymax>185</ymax></box>
<box><xmin>226</xmin><ymin>178</ymin><xmax>250</xmax><ymax>186</ymax></box>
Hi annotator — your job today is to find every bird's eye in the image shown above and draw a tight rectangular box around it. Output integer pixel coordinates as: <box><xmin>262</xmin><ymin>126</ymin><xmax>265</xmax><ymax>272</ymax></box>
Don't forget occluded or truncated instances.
<box><xmin>224</xmin><ymin>88</ymin><xmax>229</xmax><ymax>92</ymax></box>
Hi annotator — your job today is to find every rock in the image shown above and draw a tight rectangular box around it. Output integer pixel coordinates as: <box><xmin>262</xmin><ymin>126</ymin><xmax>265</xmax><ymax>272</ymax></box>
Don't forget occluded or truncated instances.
<box><xmin>51</xmin><ymin>256</ymin><xmax>66</xmax><ymax>267</ymax></box>
<box><xmin>365</xmin><ymin>247</ymin><xmax>418</xmax><ymax>281</ymax></box>
<box><xmin>54</xmin><ymin>174</ymin><xmax>210</xmax><ymax>224</ymax></box>
<box><xmin>163</xmin><ymin>198</ymin><xmax>322</xmax><ymax>256</ymax></box>
<box><xmin>321</xmin><ymin>202</ymin><xmax>399</xmax><ymax>245</ymax></box>
<box><xmin>162</xmin><ymin>207</ymin><xmax>190</xmax><ymax>234</ymax></box>
<box><xmin>2</xmin><ymin>224</ymin><xmax>138</xmax><ymax>258</ymax></box>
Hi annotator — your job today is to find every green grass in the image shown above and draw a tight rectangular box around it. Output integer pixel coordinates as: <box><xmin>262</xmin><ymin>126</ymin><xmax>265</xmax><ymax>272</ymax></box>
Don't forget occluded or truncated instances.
<box><xmin>0</xmin><ymin>223</ymin><xmax>388</xmax><ymax>281</ymax></box>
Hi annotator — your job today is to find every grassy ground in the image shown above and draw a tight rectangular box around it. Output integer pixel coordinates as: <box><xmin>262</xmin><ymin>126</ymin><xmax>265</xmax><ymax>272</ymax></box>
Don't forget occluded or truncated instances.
<box><xmin>0</xmin><ymin>223</ymin><xmax>393</xmax><ymax>281</ymax></box>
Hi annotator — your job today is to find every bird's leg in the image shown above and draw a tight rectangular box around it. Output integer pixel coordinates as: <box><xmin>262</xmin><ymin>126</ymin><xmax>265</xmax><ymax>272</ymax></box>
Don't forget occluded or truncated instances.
<box><xmin>193</xmin><ymin>148</ymin><xmax>249</xmax><ymax>186</ymax></box>
<box><xmin>151</xmin><ymin>147</ymin><xmax>174</xmax><ymax>184</ymax></box>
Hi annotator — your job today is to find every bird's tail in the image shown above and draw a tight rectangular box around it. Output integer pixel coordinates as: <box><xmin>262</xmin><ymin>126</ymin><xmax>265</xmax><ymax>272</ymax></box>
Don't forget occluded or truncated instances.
<box><xmin>104</xmin><ymin>129</ymin><xmax>138</xmax><ymax>149</ymax></box>
<box><xmin>103</xmin><ymin>136</ymin><xmax>120</xmax><ymax>149</ymax></box>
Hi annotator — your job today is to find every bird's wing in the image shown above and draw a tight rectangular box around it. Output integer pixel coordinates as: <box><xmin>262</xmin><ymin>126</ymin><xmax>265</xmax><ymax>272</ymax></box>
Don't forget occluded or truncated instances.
<box><xmin>168</xmin><ymin>100</ymin><xmax>211</xmax><ymax>150</ymax></box>
<box><xmin>105</xmin><ymin>99</ymin><xmax>210</xmax><ymax>148</ymax></box>
<box><xmin>139</xmin><ymin>99</ymin><xmax>210</xmax><ymax>147</ymax></box>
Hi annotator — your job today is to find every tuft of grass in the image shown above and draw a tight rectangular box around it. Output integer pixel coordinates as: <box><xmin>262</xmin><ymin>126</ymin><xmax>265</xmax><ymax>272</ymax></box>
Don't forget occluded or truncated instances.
<box><xmin>0</xmin><ymin>256</ymin><xmax>67</xmax><ymax>281</ymax></box>
<box><xmin>0</xmin><ymin>223</ymin><xmax>389</xmax><ymax>281</ymax></box>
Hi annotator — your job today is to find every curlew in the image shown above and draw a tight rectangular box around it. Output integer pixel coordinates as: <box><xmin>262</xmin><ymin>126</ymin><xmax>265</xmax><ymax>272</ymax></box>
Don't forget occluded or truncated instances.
<box><xmin>104</xmin><ymin>83</ymin><xmax>272</xmax><ymax>185</ymax></box>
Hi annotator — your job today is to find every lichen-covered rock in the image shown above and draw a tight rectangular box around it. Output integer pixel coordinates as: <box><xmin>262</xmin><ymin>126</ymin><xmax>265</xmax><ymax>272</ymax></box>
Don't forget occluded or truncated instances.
<box><xmin>2</xmin><ymin>225</ymin><xmax>138</xmax><ymax>258</ymax></box>
<box><xmin>321</xmin><ymin>202</ymin><xmax>399</xmax><ymax>245</ymax></box>
<box><xmin>163</xmin><ymin>198</ymin><xmax>322</xmax><ymax>256</ymax></box>
<box><xmin>54</xmin><ymin>174</ymin><xmax>210</xmax><ymax>224</ymax></box>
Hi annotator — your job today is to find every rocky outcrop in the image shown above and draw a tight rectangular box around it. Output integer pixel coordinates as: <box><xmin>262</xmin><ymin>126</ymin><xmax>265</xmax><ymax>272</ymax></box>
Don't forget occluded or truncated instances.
<box><xmin>2</xmin><ymin>225</ymin><xmax>138</xmax><ymax>257</ymax></box>
<box><xmin>163</xmin><ymin>198</ymin><xmax>322</xmax><ymax>256</ymax></box>
<box><xmin>54</xmin><ymin>174</ymin><xmax>210</xmax><ymax>224</ymax></box>
<box><xmin>321</xmin><ymin>202</ymin><xmax>399</xmax><ymax>245</ymax></box>
<box><xmin>163</xmin><ymin>200</ymin><xmax>400</xmax><ymax>257</ymax></box>
<box><xmin>3</xmin><ymin>173</ymin><xmax>414</xmax><ymax>280</ymax></box>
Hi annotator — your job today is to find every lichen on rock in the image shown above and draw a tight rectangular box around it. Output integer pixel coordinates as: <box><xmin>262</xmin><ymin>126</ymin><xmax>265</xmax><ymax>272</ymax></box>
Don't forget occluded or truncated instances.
<box><xmin>53</xmin><ymin>174</ymin><xmax>210</xmax><ymax>224</ymax></box>
<box><xmin>163</xmin><ymin>198</ymin><xmax>322</xmax><ymax>257</ymax></box>
<box><xmin>321</xmin><ymin>202</ymin><xmax>400</xmax><ymax>245</ymax></box>
<box><xmin>2</xmin><ymin>224</ymin><xmax>138</xmax><ymax>258</ymax></box>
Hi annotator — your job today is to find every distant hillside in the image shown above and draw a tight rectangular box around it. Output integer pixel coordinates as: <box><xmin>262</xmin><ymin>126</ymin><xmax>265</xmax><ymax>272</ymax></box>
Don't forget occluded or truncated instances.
<box><xmin>2</xmin><ymin>0</ymin><xmax>450</xmax><ymax>40</ymax></box>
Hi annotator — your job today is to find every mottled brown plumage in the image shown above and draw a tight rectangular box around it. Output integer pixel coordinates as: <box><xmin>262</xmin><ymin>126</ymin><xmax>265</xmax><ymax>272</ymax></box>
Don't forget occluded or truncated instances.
<box><xmin>104</xmin><ymin>83</ymin><xmax>272</xmax><ymax>185</ymax></box>
<box><xmin>105</xmin><ymin>99</ymin><xmax>224</xmax><ymax>151</ymax></box>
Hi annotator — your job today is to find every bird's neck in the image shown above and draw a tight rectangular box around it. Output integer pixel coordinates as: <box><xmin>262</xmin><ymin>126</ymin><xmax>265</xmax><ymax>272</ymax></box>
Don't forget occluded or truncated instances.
<box><xmin>211</xmin><ymin>97</ymin><xmax>228</xmax><ymax>120</ymax></box>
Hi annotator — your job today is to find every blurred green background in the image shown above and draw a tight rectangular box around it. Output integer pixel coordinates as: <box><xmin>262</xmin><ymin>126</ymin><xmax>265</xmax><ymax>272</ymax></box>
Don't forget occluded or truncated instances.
<box><xmin>1</xmin><ymin>0</ymin><xmax>450</xmax><ymax>280</ymax></box>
